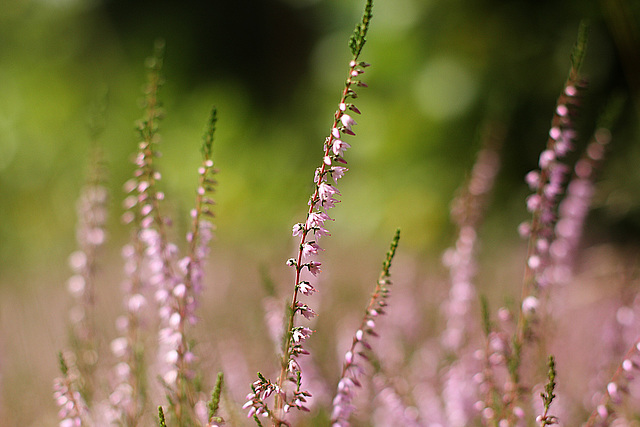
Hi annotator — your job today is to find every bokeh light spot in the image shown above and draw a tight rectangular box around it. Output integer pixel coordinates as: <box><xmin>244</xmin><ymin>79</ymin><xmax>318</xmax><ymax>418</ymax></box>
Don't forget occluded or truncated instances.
<box><xmin>414</xmin><ymin>57</ymin><xmax>478</xmax><ymax>121</ymax></box>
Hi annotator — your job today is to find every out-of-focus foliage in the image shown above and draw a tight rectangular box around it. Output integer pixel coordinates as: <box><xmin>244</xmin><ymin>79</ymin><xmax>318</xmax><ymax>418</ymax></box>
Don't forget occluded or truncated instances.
<box><xmin>1</xmin><ymin>0</ymin><xmax>638</xmax><ymax>276</ymax></box>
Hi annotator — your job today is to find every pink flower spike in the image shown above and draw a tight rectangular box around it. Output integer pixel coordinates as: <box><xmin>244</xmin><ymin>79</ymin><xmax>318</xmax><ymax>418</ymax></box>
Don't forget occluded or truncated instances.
<box><xmin>296</xmin><ymin>302</ymin><xmax>317</xmax><ymax>319</ymax></box>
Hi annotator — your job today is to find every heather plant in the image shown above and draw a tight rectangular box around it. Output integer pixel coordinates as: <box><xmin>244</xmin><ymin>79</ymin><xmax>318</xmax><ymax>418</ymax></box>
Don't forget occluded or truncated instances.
<box><xmin>51</xmin><ymin>1</ymin><xmax>640</xmax><ymax>426</ymax></box>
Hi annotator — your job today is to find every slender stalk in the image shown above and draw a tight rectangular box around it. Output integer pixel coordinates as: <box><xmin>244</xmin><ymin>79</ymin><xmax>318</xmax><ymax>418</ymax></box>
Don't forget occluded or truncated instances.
<box><xmin>274</xmin><ymin>59</ymin><xmax>368</xmax><ymax>419</ymax></box>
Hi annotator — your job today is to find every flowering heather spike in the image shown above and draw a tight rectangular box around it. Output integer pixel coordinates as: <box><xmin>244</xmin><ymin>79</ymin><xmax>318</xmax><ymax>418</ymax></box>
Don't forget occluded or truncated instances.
<box><xmin>244</xmin><ymin>3</ymin><xmax>374</xmax><ymax>425</ymax></box>
<box><xmin>348</xmin><ymin>0</ymin><xmax>373</xmax><ymax>58</ymax></box>
<box><xmin>110</xmin><ymin>40</ymin><xmax>184</xmax><ymax>425</ymax></box>
<box><xmin>488</xmin><ymin>22</ymin><xmax>593</xmax><ymax>423</ymax></box>
<box><xmin>550</xmin><ymin>96</ymin><xmax>622</xmax><ymax>285</ymax></box>
<box><xmin>585</xmin><ymin>336</ymin><xmax>640</xmax><ymax>426</ymax></box>
<box><xmin>515</xmin><ymin>21</ymin><xmax>590</xmax><ymax>352</ymax></box>
<box><xmin>66</xmin><ymin>144</ymin><xmax>109</xmax><ymax>405</ymax></box>
<box><xmin>330</xmin><ymin>229</ymin><xmax>400</xmax><ymax>426</ymax></box>
<box><xmin>156</xmin><ymin>108</ymin><xmax>219</xmax><ymax>425</ymax></box>
<box><xmin>54</xmin><ymin>352</ymin><xmax>91</xmax><ymax>426</ymax></box>
<box><xmin>441</xmin><ymin>121</ymin><xmax>504</xmax><ymax>353</ymax></box>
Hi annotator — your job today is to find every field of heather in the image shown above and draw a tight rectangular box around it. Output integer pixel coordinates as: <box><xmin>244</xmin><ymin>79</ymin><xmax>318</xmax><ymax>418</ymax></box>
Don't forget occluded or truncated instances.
<box><xmin>1</xmin><ymin>0</ymin><xmax>639</xmax><ymax>426</ymax></box>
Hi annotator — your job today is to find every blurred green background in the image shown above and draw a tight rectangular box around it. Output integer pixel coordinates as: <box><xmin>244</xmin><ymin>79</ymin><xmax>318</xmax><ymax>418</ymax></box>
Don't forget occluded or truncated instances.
<box><xmin>1</xmin><ymin>0</ymin><xmax>639</xmax><ymax>424</ymax></box>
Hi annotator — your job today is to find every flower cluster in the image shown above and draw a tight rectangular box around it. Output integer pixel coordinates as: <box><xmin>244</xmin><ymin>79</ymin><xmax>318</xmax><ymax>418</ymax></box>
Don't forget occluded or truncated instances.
<box><xmin>156</xmin><ymin>108</ymin><xmax>218</xmax><ymax>421</ymax></box>
<box><xmin>442</xmin><ymin>123</ymin><xmax>503</xmax><ymax>352</ymax></box>
<box><xmin>66</xmin><ymin>146</ymin><xmax>108</xmax><ymax>404</ymax></box>
<box><xmin>331</xmin><ymin>229</ymin><xmax>399</xmax><ymax>426</ymax></box>
<box><xmin>244</xmin><ymin>3</ymin><xmax>373</xmax><ymax>423</ymax></box>
<box><xmin>476</xmin><ymin>307</ymin><xmax>526</xmax><ymax>427</ymax></box>
<box><xmin>519</xmin><ymin>81</ymin><xmax>584</xmax><ymax>295</ymax></box>
<box><xmin>550</xmin><ymin>127</ymin><xmax>611</xmax><ymax>285</ymax></box>
<box><xmin>54</xmin><ymin>353</ymin><xmax>90</xmax><ymax>427</ymax></box>
<box><xmin>585</xmin><ymin>337</ymin><xmax>640</xmax><ymax>426</ymax></box>
<box><xmin>108</xmin><ymin>43</ymin><xmax>219</xmax><ymax>426</ymax></box>
<box><xmin>108</xmin><ymin>41</ymin><xmax>169</xmax><ymax>425</ymax></box>
<box><xmin>515</xmin><ymin>22</ymin><xmax>589</xmax><ymax>349</ymax></box>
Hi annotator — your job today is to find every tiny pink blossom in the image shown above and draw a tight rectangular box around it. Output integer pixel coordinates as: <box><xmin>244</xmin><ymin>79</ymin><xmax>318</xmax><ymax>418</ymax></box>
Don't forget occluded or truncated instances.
<box><xmin>556</xmin><ymin>104</ymin><xmax>568</xmax><ymax>116</ymax></box>
<box><xmin>331</xmin><ymin>166</ymin><xmax>348</xmax><ymax>183</ymax></box>
<box><xmin>292</xmin><ymin>223</ymin><xmax>304</xmax><ymax>236</ymax></box>
<box><xmin>522</xmin><ymin>296</ymin><xmax>539</xmax><ymax>314</ymax></box>
<box><xmin>306</xmin><ymin>211</ymin><xmax>331</xmax><ymax>229</ymax></box>
<box><xmin>318</xmin><ymin>182</ymin><xmax>340</xmax><ymax>201</ymax></box>
<box><xmin>340</xmin><ymin>114</ymin><xmax>357</xmax><ymax>130</ymax></box>
<box><xmin>298</xmin><ymin>281</ymin><xmax>317</xmax><ymax>296</ymax></box>
<box><xmin>308</xmin><ymin>261</ymin><xmax>322</xmax><ymax>276</ymax></box>
<box><xmin>332</xmin><ymin>140</ymin><xmax>351</xmax><ymax>157</ymax></box>
<box><xmin>302</xmin><ymin>242</ymin><xmax>322</xmax><ymax>258</ymax></box>
<box><xmin>292</xmin><ymin>327</ymin><xmax>313</xmax><ymax>343</ymax></box>
<box><xmin>539</xmin><ymin>149</ymin><xmax>555</xmax><ymax>169</ymax></box>
<box><xmin>172</xmin><ymin>283</ymin><xmax>187</xmax><ymax>298</ymax></box>
<box><xmin>344</xmin><ymin>351</ymin><xmax>354</xmax><ymax>364</ymax></box>
<box><xmin>314</xmin><ymin>225</ymin><xmax>331</xmax><ymax>239</ymax></box>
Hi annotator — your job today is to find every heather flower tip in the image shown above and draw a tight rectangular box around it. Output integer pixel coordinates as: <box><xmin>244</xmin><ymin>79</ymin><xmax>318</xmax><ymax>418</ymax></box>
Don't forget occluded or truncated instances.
<box><xmin>348</xmin><ymin>0</ymin><xmax>373</xmax><ymax>58</ymax></box>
